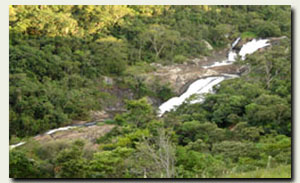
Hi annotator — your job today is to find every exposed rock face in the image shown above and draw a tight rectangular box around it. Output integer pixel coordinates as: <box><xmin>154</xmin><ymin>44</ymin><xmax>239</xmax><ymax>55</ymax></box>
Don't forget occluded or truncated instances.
<box><xmin>210</xmin><ymin>65</ymin><xmax>240</xmax><ymax>74</ymax></box>
<box><xmin>143</xmin><ymin>48</ymin><xmax>238</xmax><ymax>95</ymax></box>
<box><xmin>145</xmin><ymin>64</ymin><xmax>239</xmax><ymax>95</ymax></box>
<box><xmin>90</xmin><ymin>110</ymin><xmax>110</xmax><ymax>121</ymax></box>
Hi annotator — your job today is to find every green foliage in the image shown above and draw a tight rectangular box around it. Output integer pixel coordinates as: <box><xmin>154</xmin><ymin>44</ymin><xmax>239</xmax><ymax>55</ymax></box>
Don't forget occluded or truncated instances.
<box><xmin>209</xmin><ymin>94</ymin><xmax>248</xmax><ymax>126</ymax></box>
<box><xmin>89</xmin><ymin>147</ymin><xmax>134</xmax><ymax>178</ymax></box>
<box><xmin>115</xmin><ymin>98</ymin><xmax>155</xmax><ymax>127</ymax></box>
<box><xmin>258</xmin><ymin>134</ymin><xmax>291</xmax><ymax>164</ymax></box>
<box><xmin>9</xmin><ymin>73</ymin><xmax>101</xmax><ymax>137</ymax></box>
<box><xmin>121</xmin><ymin>75</ymin><xmax>175</xmax><ymax>101</ymax></box>
<box><xmin>241</xmin><ymin>31</ymin><xmax>257</xmax><ymax>39</ymax></box>
<box><xmin>100</xmin><ymin>128</ymin><xmax>150</xmax><ymax>150</ymax></box>
<box><xmin>33</xmin><ymin>140</ymin><xmax>71</xmax><ymax>161</ymax></box>
<box><xmin>245</xmin><ymin>94</ymin><xmax>290</xmax><ymax>134</ymax></box>
<box><xmin>212</xmin><ymin>141</ymin><xmax>259</xmax><ymax>162</ymax></box>
<box><xmin>176</xmin><ymin>146</ymin><xmax>225</xmax><ymax>178</ymax></box>
<box><xmin>173</xmin><ymin>55</ymin><xmax>187</xmax><ymax>64</ymax></box>
<box><xmin>10</xmin><ymin>5</ymin><xmax>291</xmax><ymax>138</ymax></box>
<box><xmin>155</xmin><ymin>84</ymin><xmax>175</xmax><ymax>101</ymax></box>
<box><xmin>123</xmin><ymin>62</ymin><xmax>155</xmax><ymax>75</ymax></box>
<box><xmin>96</xmin><ymin>126</ymin><xmax>122</xmax><ymax>144</ymax></box>
<box><xmin>251</xmin><ymin>20</ymin><xmax>281</xmax><ymax>38</ymax></box>
<box><xmin>10</xmin><ymin>150</ymin><xmax>39</xmax><ymax>178</ymax></box>
<box><xmin>133</xmin><ymin>128</ymin><xmax>176</xmax><ymax>178</ymax></box>
<box><xmin>10</xmin><ymin>6</ymin><xmax>79</xmax><ymax>37</ymax></box>
<box><xmin>91</xmin><ymin>36</ymin><xmax>128</xmax><ymax>75</ymax></box>
<box><xmin>141</xmin><ymin>24</ymin><xmax>180</xmax><ymax>60</ymax></box>
<box><xmin>185</xmin><ymin>139</ymin><xmax>210</xmax><ymax>153</ymax></box>
<box><xmin>231</xmin><ymin>122</ymin><xmax>264</xmax><ymax>141</ymax></box>
<box><xmin>212</xmin><ymin>24</ymin><xmax>232</xmax><ymax>46</ymax></box>
<box><xmin>54</xmin><ymin>141</ymin><xmax>88</xmax><ymax>178</ymax></box>
<box><xmin>178</xmin><ymin>121</ymin><xmax>226</xmax><ymax>145</ymax></box>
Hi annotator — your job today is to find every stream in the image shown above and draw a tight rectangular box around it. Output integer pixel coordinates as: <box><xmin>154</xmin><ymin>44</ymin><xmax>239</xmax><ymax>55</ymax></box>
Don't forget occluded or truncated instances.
<box><xmin>10</xmin><ymin>37</ymin><xmax>270</xmax><ymax>149</ymax></box>
<box><xmin>10</xmin><ymin>121</ymin><xmax>98</xmax><ymax>149</ymax></box>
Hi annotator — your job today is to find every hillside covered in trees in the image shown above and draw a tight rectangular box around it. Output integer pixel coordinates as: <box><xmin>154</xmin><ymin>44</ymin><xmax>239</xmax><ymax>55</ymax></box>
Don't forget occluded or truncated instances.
<box><xmin>9</xmin><ymin>5</ymin><xmax>291</xmax><ymax>178</ymax></box>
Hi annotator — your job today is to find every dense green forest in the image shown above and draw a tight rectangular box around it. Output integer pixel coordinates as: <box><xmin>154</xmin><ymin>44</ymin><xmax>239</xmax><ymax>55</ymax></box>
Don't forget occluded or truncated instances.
<box><xmin>9</xmin><ymin>5</ymin><xmax>291</xmax><ymax>178</ymax></box>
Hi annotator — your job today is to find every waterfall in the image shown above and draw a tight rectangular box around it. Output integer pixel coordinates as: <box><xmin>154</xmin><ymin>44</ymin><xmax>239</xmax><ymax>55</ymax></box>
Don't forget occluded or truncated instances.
<box><xmin>158</xmin><ymin>76</ymin><xmax>226</xmax><ymax>116</ymax></box>
<box><xmin>158</xmin><ymin>38</ymin><xmax>270</xmax><ymax>116</ymax></box>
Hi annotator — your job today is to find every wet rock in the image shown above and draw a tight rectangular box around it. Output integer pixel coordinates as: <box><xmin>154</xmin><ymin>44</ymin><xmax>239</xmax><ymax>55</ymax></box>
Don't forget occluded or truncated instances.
<box><xmin>210</xmin><ymin>65</ymin><xmax>240</xmax><ymax>74</ymax></box>
<box><xmin>191</xmin><ymin>58</ymin><xmax>202</xmax><ymax>65</ymax></box>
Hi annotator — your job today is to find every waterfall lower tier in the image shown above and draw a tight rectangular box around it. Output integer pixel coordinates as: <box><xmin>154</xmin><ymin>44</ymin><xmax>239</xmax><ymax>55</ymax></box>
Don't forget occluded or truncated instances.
<box><xmin>158</xmin><ymin>76</ymin><xmax>225</xmax><ymax>116</ymax></box>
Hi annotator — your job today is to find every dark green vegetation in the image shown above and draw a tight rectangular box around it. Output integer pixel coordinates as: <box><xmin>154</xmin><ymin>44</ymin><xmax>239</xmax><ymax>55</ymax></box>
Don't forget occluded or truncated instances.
<box><xmin>9</xmin><ymin>5</ymin><xmax>291</xmax><ymax>178</ymax></box>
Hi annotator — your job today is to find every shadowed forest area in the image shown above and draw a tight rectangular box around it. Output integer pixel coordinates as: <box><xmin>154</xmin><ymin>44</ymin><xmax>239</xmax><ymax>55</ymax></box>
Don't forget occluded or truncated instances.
<box><xmin>9</xmin><ymin>5</ymin><xmax>291</xmax><ymax>178</ymax></box>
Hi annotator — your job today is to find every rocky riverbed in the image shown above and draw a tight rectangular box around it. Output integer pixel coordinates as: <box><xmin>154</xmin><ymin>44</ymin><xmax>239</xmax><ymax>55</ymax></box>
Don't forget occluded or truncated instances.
<box><xmin>144</xmin><ymin>49</ymin><xmax>239</xmax><ymax>95</ymax></box>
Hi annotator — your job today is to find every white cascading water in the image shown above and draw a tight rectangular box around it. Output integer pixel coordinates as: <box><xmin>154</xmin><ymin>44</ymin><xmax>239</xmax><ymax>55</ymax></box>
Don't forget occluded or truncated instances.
<box><xmin>158</xmin><ymin>77</ymin><xmax>226</xmax><ymax>116</ymax></box>
<box><xmin>158</xmin><ymin>38</ymin><xmax>270</xmax><ymax>116</ymax></box>
<box><xmin>9</xmin><ymin>141</ymin><xmax>26</xmax><ymax>149</ymax></box>
<box><xmin>45</xmin><ymin>126</ymin><xmax>76</xmax><ymax>135</ymax></box>
<box><xmin>10</xmin><ymin>37</ymin><xmax>271</xmax><ymax>149</ymax></box>
<box><xmin>231</xmin><ymin>37</ymin><xmax>241</xmax><ymax>48</ymax></box>
<box><xmin>203</xmin><ymin>38</ymin><xmax>270</xmax><ymax>69</ymax></box>
<box><xmin>239</xmin><ymin>39</ymin><xmax>270</xmax><ymax>60</ymax></box>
